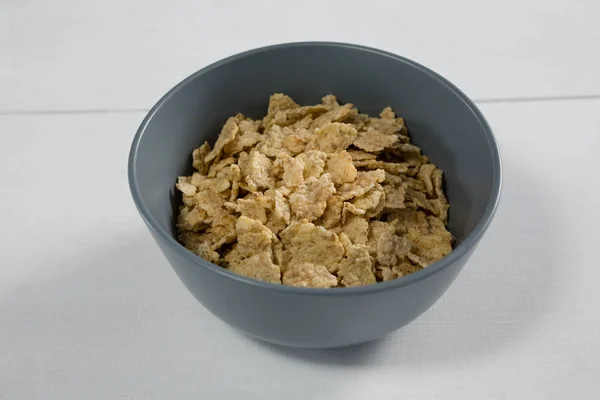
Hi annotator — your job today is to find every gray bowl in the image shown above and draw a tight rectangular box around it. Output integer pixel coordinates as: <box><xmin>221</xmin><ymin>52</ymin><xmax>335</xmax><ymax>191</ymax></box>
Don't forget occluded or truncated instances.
<box><xmin>128</xmin><ymin>42</ymin><xmax>502</xmax><ymax>348</ymax></box>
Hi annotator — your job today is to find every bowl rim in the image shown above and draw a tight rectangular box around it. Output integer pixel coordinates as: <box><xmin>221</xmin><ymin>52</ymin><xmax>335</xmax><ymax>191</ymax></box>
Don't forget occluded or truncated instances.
<box><xmin>128</xmin><ymin>41</ymin><xmax>502</xmax><ymax>296</ymax></box>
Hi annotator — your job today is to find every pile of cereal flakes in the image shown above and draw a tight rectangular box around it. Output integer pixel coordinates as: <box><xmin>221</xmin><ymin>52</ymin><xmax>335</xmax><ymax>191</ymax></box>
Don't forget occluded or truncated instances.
<box><xmin>176</xmin><ymin>94</ymin><xmax>453</xmax><ymax>288</ymax></box>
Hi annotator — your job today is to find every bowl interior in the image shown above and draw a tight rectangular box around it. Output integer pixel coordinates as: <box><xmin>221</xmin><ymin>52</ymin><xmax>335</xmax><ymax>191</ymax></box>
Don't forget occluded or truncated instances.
<box><xmin>131</xmin><ymin>43</ymin><xmax>499</xmax><ymax>255</ymax></box>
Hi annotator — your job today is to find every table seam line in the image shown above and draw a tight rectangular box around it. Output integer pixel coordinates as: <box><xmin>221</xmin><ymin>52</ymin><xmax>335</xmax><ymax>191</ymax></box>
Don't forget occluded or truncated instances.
<box><xmin>1</xmin><ymin>94</ymin><xmax>600</xmax><ymax>116</ymax></box>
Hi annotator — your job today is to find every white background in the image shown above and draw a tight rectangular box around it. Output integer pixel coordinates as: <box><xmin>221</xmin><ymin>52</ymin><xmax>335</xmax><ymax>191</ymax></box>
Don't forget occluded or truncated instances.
<box><xmin>1</xmin><ymin>1</ymin><xmax>599</xmax><ymax>399</ymax></box>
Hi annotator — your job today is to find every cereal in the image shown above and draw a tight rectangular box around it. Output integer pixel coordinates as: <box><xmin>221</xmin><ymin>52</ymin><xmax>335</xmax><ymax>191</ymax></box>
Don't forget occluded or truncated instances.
<box><xmin>385</xmin><ymin>143</ymin><xmax>427</xmax><ymax>167</ymax></box>
<box><xmin>280</xmin><ymin>150</ymin><xmax>328</xmax><ymax>186</ymax></box>
<box><xmin>388</xmin><ymin>208</ymin><xmax>429</xmax><ymax>236</ymax></box>
<box><xmin>307</xmin><ymin>122</ymin><xmax>358</xmax><ymax>153</ymax></box>
<box><xmin>375</xmin><ymin>228</ymin><xmax>411</xmax><ymax>267</ymax></box>
<box><xmin>319</xmin><ymin>195</ymin><xmax>344</xmax><ymax>229</ymax></box>
<box><xmin>192</xmin><ymin>142</ymin><xmax>212</xmax><ymax>175</ymax></box>
<box><xmin>383</xmin><ymin>183</ymin><xmax>406</xmax><ymax>209</ymax></box>
<box><xmin>399</xmin><ymin>174</ymin><xmax>427</xmax><ymax>191</ymax></box>
<box><xmin>266</xmin><ymin>105</ymin><xmax>329</xmax><ymax>129</ymax></box>
<box><xmin>309</xmin><ymin>103</ymin><xmax>355</xmax><ymax>129</ymax></box>
<box><xmin>228</xmin><ymin>193</ymin><xmax>272</xmax><ymax>224</ymax></box>
<box><xmin>321</xmin><ymin>94</ymin><xmax>340</xmax><ymax>108</ymax></box>
<box><xmin>190</xmin><ymin>173</ymin><xmax>228</xmax><ymax>193</ymax></box>
<box><xmin>175</xmin><ymin>93</ymin><xmax>453</xmax><ymax>287</ymax></box>
<box><xmin>280</xmin><ymin>220</ymin><xmax>345</xmax><ymax>271</ymax></box>
<box><xmin>228</xmin><ymin>251</ymin><xmax>281</xmax><ymax>284</ymax></box>
<box><xmin>379</xmin><ymin>106</ymin><xmax>396</xmax><ymax>120</ymax></box>
<box><xmin>260</xmin><ymin>125</ymin><xmax>291</xmax><ymax>158</ymax></box>
<box><xmin>405</xmin><ymin>216</ymin><xmax>452</xmax><ymax>266</ymax></box>
<box><xmin>280</xmin><ymin>155</ymin><xmax>304</xmax><ymax>187</ymax></box>
<box><xmin>393</xmin><ymin>259</ymin><xmax>422</xmax><ymax>276</ymax></box>
<box><xmin>325</xmin><ymin>151</ymin><xmax>357</xmax><ymax>185</ymax></box>
<box><xmin>347</xmin><ymin>149</ymin><xmax>378</xmax><ymax>161</ymax></box>
<box><xmin>176</xmin><ymin>176</ymin><xmax>197</xmax><ymax>197</ymax></box>
<box><xmin>416</xmin><ymin>163</ymin><xmax>445</xmax><ymax>199</ymax></box>
<box><xmin>353</xmin><ymin>159</ymin><xmax>410</xmax><ymax>175</ymax></box>
<box><xmin>267</xmin><ymin>93</ymin><xmax>299</xmax><ymax>116</ymax></box>
<box><xmin>226</xmin><ymin>164</ymin><xmax>242</xmax><ymax>202</ymax></box>
<box><xmin>289</xmin><ymin>174</ymin><xmax>336</xmax><ymax>222</ymax></box>
<box><xmin>177</xmin><ymin>206</ymin><xmax>207</xmax><ymax>232</ymax></box>
<box><xmin>204</xmin><ymin>117</ymin><xmax>239</xmax><ymax>163</ymax></box>
<box><xmin>195</xmin><ymin>189</ymin><xmax>226</xmax><ymax>218</ymax></box>
<box><xmin>365</xmin><ymin>114</ymin><xmax>407</xmax><ymax>136</ymax></box>
<box><xmin>337</xmin><ymin>170</ymin><xmax>385</xmax><ymax>201</ymax></box>
<box><xmin>208</xmin><ymin>157</ymin><xmax>236</xmax><ymax>178</ymax></box>
<box><xmin>181</xmin><ymin>194</ymin><xmax>196</xmax><ymax>208</ymax></box>
<box><xmin>195</xmin><ymin>242</ymin><xmax>221</xmax><ymax>264</ymax></box>
<box><xmin>179</xmin><ymin>232</ymin><xmax>219</xmax><ymax>261</ymax></box>
<box><xmin>341</xmin><ymin>202</ymin><xmax>365</xmax><ymax>223</ymax></box>
<box><xmin>282</xmin><ymin>262</ymin><xmax>338</xmax><ymax>288</ymax></box>
<box><xmin>353</xmin><ymin>129</ymin><xmax>399</xmax><ymax>152</ymax></box>
<box><xmin>239</xmin><ymin>149</ymin><xmax>274</xmax><ymax>192</ymax></box>
<box><xmin>281</xmin><ymin>127</ymin><xmax>312</xmax><ymax>154</ymax></box>
<box><xmin>297</xmin><ymin>150</ymin><xmax>327</xmax><ymax>179</ymax></box>
<box><xmin>265</xmin><ymin>189</ymin><xmax>291</xmax><ymax>234</ymax></box>
<box><xmin>235</xmin><ymin>216</ymin><xmax>276</xmax><ymax>258</ymax></box>
<box><xmin>405</xmin><ymin>188</ymin><xmax>449</xmax><ymax>223</ymax></box>
<box><xmin>223</xmin><ymin>118</ymin><xmax>263</xmax><ymax>155</ymax></box>
<box><xmin>367</xmin><ymin>220</ymin><xmax>395</xmax><ymax>256</ymax></box>
<box><xmin>336</xmin><ymin>233</ymin><xmax>376</xmax><ymax>287</ymax></box>
<box><xmin>376</xmin><ymin>265</ymin><xmax>399</xmax><ymax>281</ymax></box>
<box><xmin>351</xmin><ymin>185</ymin><xmax>385</xmax><ymax>215</ymax></box>
<box><xmin>342</xmin><ymin>214</ymin><xmax>369</xmax><ymax>245</ymax></box>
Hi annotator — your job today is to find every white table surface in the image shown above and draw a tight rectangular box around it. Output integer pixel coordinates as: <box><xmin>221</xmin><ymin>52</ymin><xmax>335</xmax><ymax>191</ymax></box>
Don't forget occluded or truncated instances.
<box><xmin>1</xmin><ymin>1</ymin><xmax>599</xmax><ymax>399</ymax></box>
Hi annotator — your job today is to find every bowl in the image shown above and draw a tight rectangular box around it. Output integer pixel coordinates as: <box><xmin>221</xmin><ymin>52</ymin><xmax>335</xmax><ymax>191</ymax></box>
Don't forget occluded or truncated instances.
<box><xmin>128</xmin><ymin>42</ymin><xmax>502</xmax><ymax>348</ymax></box>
